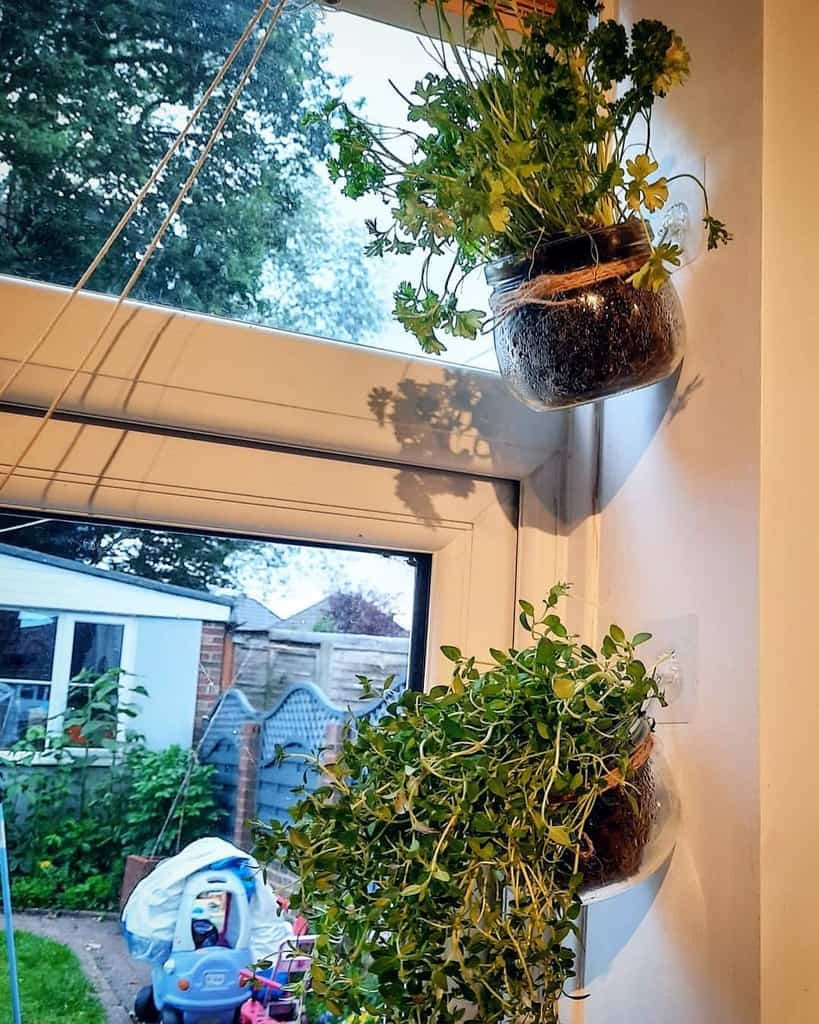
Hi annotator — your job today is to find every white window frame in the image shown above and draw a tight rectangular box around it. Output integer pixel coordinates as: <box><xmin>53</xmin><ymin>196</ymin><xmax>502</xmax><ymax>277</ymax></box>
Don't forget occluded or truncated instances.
<box><xmin>0</xmin><ymin>399</ymin><xmax>535</xmax><ymax>685</ymax></box>
<box><xmin>48</xmin><ymin>611</ymin><xmax>137</xmax><ymax>743</ymax></box>
<box><xmin>0</xmin><ymin>605</ymin><xmax>137</xmax><ymax>752</ymax></box>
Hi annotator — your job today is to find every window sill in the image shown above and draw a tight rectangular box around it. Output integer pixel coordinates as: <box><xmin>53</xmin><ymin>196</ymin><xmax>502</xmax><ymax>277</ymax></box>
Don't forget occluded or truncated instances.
<box><xmin>0</xmin><ymin>748</ymin><xmax>115</xmax><ymax>767</ymax></box>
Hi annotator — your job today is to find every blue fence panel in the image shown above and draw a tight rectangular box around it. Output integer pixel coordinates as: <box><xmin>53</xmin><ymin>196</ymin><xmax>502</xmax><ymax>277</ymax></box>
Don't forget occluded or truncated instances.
<box><xmin>201</xmin><ymin>678</ymin><xmax>407</xmax><ymax>835</ymax></box>
<box><xmin>198</xmin><ymin>689</ymin><xmax>258</xmax><ymax>839</ymax></box>
<box><xmin>256</xmin><ymin>677</ymin><xmax>406</xmax><ymax>827</ymax></box>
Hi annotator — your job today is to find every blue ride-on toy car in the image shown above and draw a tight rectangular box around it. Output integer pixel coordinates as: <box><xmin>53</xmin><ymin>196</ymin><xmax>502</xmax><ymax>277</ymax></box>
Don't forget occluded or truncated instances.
<box><xmin>134</xmin><ymin>866</ymin><xmax>254</xmax><ymax>1024</ymax></box>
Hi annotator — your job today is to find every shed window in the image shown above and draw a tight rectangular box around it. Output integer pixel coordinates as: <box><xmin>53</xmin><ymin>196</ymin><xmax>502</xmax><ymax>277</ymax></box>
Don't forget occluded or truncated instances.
<box><xmin>69</xmin><ymin>622</ymin><xmax>124</xmax><ymax>680</ymax></box>
<box><xmin>0</xmin><ymin>610</ymin><xmax>57</xmax><ymax>682</ymax></box>
<box><xmin>66</xmin><ymin>621</ymin><xmax>125</xmax><ymax>723</ymax></box>
<box><xmin>0</xmin><ymin>609</ymin><xmax>57</xmax><ymax>745</ymax></box>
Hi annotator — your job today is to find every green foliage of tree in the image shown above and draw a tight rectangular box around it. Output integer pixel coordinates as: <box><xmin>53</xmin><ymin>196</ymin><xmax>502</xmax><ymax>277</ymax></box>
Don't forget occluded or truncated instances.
<box><xmin>0</xmin><ymin>513</ymin><xmax>285</xmax><ymax>592</ymax></box>
<box><xmin>313</xmin><ymin>590</ymin><xmax>409</xmax><ymax>638</ymax></box>
<box><xmin>0</xmin><ymin>0</ymin><xmax>383</xmax><ymax>341</ymax></box>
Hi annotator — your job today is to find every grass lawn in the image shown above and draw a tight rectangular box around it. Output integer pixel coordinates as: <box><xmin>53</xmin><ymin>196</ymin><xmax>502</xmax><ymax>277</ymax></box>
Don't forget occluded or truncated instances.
<box><xmin>0</xmin><ymin>930</ymin><xmax>106</xmax><ymax>1024</ymax></box>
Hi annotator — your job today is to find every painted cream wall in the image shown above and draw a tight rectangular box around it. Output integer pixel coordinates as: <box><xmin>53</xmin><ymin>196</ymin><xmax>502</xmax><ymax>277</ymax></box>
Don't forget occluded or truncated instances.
<box><xmin>760</xmin><ymin>1</ymin><xmax>819</xmax><ymax>1021</ymax></box>
<box><xmin>560</xmin><ymin>0</ymin><xmax>763</xmax><ymax>1020</ymax></box>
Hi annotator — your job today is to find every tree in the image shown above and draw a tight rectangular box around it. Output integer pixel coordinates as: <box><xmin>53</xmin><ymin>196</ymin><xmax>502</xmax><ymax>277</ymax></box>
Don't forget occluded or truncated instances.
<box><xmin>314</xmin><ymin>590</ymin><xmax>409</xmax><ymax>637</ymax></box>
<box><xmin>0</xmin><ymin>0</ymin><xmax>383</xmax><ymax>340</ymax></box>
<box><xmin>0</xmin><ymin>513</ymin><xmax>284</xmax><ymax>593</ymax></box>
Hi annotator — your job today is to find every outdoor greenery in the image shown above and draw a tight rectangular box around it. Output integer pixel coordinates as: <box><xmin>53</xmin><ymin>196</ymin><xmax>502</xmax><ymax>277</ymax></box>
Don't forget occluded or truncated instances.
<box><xmin>0</xmin><ymin>931</ymin><xmax>106</xmax><ymax>1024</ymax></box>
<box><xmin>0</xmin><ymin>513</ymin><xmax>290</xmax><ymax>592</ymax></box>
<box><xmin>257</xmin><ymin>585</ymin><xmax>664</xmax><ymax>1024</ymax></box>
<box><xmin>314</xmin><ymin>0</ymin><xmax>731</xmax><ymax>353</ymax></box>
<box><xmin>3</xmin><ymin>670</ymin><xmax>220</xmax><ymax>910</ymax></box>
<box><xmin>0</xmin><ymin>0</ymin><xmax>383</xmax><ymax>341</ymax></box>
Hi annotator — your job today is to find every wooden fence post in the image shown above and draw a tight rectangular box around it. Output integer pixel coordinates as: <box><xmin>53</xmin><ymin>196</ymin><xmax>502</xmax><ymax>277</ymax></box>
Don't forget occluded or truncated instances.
<box><xmin>232</xmin><ymin>721</ymin><xmax>261</xmax><ymax>851</ymax></box>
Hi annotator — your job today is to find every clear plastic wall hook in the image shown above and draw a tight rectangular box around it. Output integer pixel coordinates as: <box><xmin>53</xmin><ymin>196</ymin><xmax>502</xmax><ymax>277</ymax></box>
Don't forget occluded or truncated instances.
<box><xmin>659</xmin><ymin>201</ymin><xmax>690</xmax><ymax>250</ymax></box>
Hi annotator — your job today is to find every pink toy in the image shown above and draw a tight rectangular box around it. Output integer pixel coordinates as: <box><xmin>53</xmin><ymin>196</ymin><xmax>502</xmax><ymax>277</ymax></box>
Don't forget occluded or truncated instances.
<box><xmin>238</xmin><ymin>936</ymin><xmax>315</xmax><ymax>1024</ymax></box>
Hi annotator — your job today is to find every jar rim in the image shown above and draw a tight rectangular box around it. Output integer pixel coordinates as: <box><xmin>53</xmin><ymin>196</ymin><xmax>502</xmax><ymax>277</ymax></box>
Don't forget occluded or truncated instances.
<box><xmin>485</xmin><ymin>219</ymin><xmax>651</xmax><ymax>286</ymax></box>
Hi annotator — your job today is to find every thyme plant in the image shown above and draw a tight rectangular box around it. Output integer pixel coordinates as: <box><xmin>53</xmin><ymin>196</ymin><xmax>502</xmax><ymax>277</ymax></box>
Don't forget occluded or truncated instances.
<box><xmin>311</xmin><ymin>0</ymin><xmax>730</xmax><ymax>353</ymax></box>
<box><xmin>256</xmin><ymin>585</ymin><xmax>665</xmax><ymax>1024</ymax></box>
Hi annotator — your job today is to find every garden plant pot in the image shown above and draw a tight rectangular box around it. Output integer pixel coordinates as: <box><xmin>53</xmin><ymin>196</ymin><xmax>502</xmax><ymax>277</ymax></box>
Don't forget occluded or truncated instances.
<box><xmin>120</xmin><ymin>853</ymin><xmax>162</xmax><ymax>911</ymax></box>
<box><xmin>486</xmin><ymin>220</ymin><xmax>686</xmax><ymax>411</ymax></box>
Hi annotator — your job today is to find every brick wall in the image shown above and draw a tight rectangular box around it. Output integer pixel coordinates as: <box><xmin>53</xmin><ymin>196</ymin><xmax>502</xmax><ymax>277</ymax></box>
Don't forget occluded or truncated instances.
<box><xmin>193</xmin><ymin>621</ymin><xmax>229</xmax><ymax>743</ymax></box>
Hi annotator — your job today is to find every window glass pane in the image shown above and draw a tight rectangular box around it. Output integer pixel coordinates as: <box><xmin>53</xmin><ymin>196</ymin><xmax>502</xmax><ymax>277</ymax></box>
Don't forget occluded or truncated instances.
<box><xmin>70</xmin><ymin>622</ymin><xmax>124</xmax><ymax>679</ymax></box>
<box><xmin>0</xmin><ymin>512</ymin><xmax>428</xmax><ymax>830</ymax></box>
<box><xmin>0</xmin><ymin>681</ymin><xmax>50</xmax><ymax>746</ymax></box>
<box><xmin>67</xmin><ymin>622</ymin><xmax>124</xmax><ymax>736</ymax></box>
<box><xmin>1</xmin><ymin>3</ymin><xmax>495</xmax><ymax>369</ymax></box>
<box><xmin>0</xmin><ymin>610</ymin><xmax>57</xmax><ymax>681</ymax></box>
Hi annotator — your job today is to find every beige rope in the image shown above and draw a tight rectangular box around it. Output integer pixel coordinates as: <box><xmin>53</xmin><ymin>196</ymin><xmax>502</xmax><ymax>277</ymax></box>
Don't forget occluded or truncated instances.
<box><xmin>0</xmin><ymin>0</ymin><xmax>288</xmax><ymax>495</ymax></box>
<box><xmin>0</xmin><ymin>0</ymin><xmax>277</xmax><ymax>408</ymax></box>
<box><xmin>490</xmin><ymin>253</ymin><xmax>648</xmax><ymax>318</ymax></box>
<box><xmin>548</xmin><ymin>732</ymin><xmax>654</xmax><ymax>807</ymax></box>
<box><xmin>599</xmin><ymin>731</ymin><xmax>654</xmax><ymax>794</ymax></box>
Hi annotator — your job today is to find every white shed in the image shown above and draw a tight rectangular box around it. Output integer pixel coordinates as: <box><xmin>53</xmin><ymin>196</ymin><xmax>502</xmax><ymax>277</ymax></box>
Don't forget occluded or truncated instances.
<box><xmin>0</xmin><ymin>543</ymin><xmax>232</xmax><ymax>751</ymax></box>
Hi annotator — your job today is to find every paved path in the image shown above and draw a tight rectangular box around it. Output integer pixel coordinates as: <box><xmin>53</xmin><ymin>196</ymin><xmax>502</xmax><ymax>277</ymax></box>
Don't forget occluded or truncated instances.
<box><xmin>1</xmin><ymin>911</ymin><xmax>150</xmax><ymax>1023</ymax></box>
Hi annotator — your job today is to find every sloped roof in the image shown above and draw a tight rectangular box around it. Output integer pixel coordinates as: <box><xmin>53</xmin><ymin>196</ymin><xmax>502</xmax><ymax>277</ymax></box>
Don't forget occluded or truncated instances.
<box><xmin>278</xmin><ymin>596</ymin><xmax>332</xmax><ymax>631</ymax></box>
<box><xmin>231</xmin><ymin>594</ymin><xmax>282</xmax><ymax>632</ymax></box>
<box><xmin>279</xmin><ymin>595</ymin><xmax>408</xmax><ymax>637</ymax></box>
<box><xmin>0</xmin><ymin>542</ymin><xmax>233</xmax><ymax>607</ymax></box>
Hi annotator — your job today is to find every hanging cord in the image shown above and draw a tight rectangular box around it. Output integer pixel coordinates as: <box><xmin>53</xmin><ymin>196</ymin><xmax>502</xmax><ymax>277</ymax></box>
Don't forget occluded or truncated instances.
<box><xmin>149</xmin><ymin>692</ymin><xmax>231</xmax><ymax>858</ymax></box>
<box><xmin>0</xmin><ymin>0</ymin><xmax>288</xmax><ymax>495</ymax></box>
<box><xmin>150</xmin><ymin>749</ymin><xmax>197</xmax><ymax>859</ymax></box>
<box><xmin>0</xmin><ymin>0</ymin><xmax>276</xmax><ymax>409</ymax></box>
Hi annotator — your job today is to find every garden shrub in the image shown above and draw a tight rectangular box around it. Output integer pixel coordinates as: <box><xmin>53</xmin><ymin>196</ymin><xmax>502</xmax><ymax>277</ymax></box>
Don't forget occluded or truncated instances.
<box><xmin>3</xmin><ymin>671</ymin><xmax>221</xmax><ymax>910</ymax></box>
<box><xmin>122</xmin><ymin>746</ymin><xmax>222</xmax><ymax>857</ymax></box>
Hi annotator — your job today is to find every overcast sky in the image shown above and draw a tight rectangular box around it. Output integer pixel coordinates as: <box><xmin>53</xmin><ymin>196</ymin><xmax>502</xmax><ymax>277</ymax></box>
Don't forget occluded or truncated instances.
<box><xmin>229</xmin><ymin>539</ymin><xmax>417</xmax><ymax>629</ymax></box>
<box><xmin>315</xmin><ymin>7</ymin><xmax>496</xmax><ymax>370</ymax></box>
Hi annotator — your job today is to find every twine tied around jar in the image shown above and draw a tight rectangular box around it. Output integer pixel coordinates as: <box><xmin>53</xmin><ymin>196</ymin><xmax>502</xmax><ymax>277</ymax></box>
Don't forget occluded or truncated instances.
<box><xmin>599</xmin><ymin>730</ymin><xmax>654</xmax><ymax>795</ymax></box>
<box><xmin>488</xmin><ymin>252</ymin><xmax>649</xmax><ymax>321</ymax></box>
<box><xmin>548</xmin><ymin>730</ymin><xmax>654</xmax><ymax>807</ymax></box>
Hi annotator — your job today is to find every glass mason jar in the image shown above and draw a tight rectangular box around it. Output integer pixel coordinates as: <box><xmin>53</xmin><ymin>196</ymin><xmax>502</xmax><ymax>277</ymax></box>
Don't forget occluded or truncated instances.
<box><xmin>581</xmin><ymin>721</ymin><xmax>680</xmax><ymax>900</ymax></box>
<box><xmin>485</xmin><ymin>220</ymin><xmax>686</xmax><ymax>411</ymax></box>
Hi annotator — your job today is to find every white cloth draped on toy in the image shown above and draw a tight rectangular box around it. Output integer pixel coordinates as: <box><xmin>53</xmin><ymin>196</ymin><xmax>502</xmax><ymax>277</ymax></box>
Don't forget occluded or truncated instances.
<box><xmin>121</xmin><ymin>837</ymin><xmax>294</xmax><ymax>964</ymax></box>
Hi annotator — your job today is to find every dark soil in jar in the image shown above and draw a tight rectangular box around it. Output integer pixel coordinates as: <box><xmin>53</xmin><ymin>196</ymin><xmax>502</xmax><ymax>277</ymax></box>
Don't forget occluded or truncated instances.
<box><xmin>581</xmin><ymin>760</ymin><xmax>656</xmax><ymax>885</ymax></box>
<box><xmin>492</xmin><ymin>278</ymin><xmax>683</xmax><ymax>409</ymax></box>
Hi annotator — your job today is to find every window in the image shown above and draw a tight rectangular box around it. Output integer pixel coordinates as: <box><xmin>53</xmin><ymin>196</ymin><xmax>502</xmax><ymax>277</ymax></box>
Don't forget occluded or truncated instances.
<box><xmin>0</xmin><ymin>610</ymin><xmax>57</xmax><ymax>681</ymax></box>
<box><xmin>66</xmin><ymin>622</ymin><xmax>125</xmax><ymax>730</ymax></box>
<box><xmin>70</xmin><ymin>622</ymin><xmax>124</xmax><ymax>680</ymax></box>
<box><xmin>0</xmin><ymin>1</ymin><xmax>494</xmax><ymax>369</ymax></box>
<box><xmin>0</xmin><ymin>510</ymin><xmax>437</xmax><ymax>757</ymax></box>
<box><xmin>0</xmin><ymin>609</ymin><xmax>57</xmax><ymax>745</ymax></box>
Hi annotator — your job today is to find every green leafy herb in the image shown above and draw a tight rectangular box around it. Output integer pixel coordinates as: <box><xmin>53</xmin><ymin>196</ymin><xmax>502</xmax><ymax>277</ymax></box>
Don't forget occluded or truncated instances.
<box><xmin>313</xmin><ymin>0</ymin><xmax>729</xmax><ymax>352</ymax></box>
<box><xmin>256</xmin><ymin>585</ymin><xmax>663</xmax><ymax>1024</ymax></box>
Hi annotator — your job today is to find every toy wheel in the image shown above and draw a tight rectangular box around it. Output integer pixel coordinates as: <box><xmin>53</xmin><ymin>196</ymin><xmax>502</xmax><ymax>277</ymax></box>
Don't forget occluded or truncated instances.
<box><xmin>134</xmin><ymin>986</ymin><xmax>160</xmax><ymax>1023</ymax></box>
<box><xmin>160</xmin><ymin>1008</ymin><xmax>183</xmax><ymax>1024</ymax></box>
